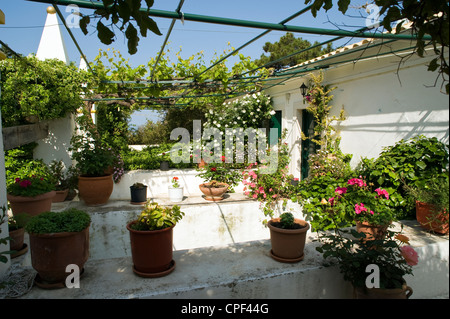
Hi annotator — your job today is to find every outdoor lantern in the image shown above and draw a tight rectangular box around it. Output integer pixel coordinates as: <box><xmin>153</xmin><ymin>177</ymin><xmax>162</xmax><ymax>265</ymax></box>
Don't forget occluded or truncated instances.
<box><xmin>300</xmin><ymin>83</ymin><xmax>308</xmax><ymax>103</ymax></box>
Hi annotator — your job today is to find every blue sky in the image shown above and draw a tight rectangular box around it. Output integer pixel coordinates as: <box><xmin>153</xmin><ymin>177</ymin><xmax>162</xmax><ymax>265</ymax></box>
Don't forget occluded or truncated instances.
<box><xmin>1</xmin><ymin>0</ymin><xmax>370</xmax><ymax>126</ymax></box>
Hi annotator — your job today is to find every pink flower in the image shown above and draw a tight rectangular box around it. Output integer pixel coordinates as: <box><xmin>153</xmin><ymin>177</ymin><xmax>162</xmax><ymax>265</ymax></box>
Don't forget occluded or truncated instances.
<box><xmin>328</xmin><ymin>197</ymin><xmax>335</xmax><ymax>206</ymax></box>
<box><xmin>269</xmin><ymin>188</ymin><xmax>273</xmax><ymax>192</ymax></box>
<box><xmin>253</xmin><ymin>194</ymin><xmax>258</xmax><ymax>199</ymax></box>
<box><xmin>355</xmin><ymin>203</ymin><xmax>367</xmax><ymax>215</ymax></box>
<box><xmin>258</xmin><ymin>186</ymin><xmax>265</xmax><ymax>192</ymax></box>
<box><xmin>272</xmin><ymin>194</ymin><xmax>277</xmax><ymax>199</ymax></box>
<box><xmin>348</xmin><ymin>178</ymin><xmax>367</xmax><ymax>187</ymax></box>
<box><xmin>335</xmin><ymin>187</ymin><xmax>347</xmax><ymax>195</ymax></box>
<box><xmin>401</xmin><ymin>246</ymin><xmax>419</xmax><ymax>266</ymax></box>
<box><xmin>19</xmin><ymin>180</ymin><xmax>32</xmax><ymax>188</ymax></box>
<box><xmin>375</xmin><ymin>188</ymin><xmax>390</xmax><ymax>200</ymax></box>
<box><xmin>244</xmin><ymin>191</ymin><xmax>249</xmax><ymax>196</ymax></box>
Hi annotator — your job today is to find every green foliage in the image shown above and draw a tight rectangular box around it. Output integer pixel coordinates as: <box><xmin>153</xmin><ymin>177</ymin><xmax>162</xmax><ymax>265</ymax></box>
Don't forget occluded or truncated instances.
<box><xmin>280</xmin><ymin>212</ymin><xmax>295</xmax><ymax>229</ymax></box>
<box><xmin>405</xmin><ymin>173</ymin><xmax>449</xmax><ymax>214</ymax></box>
<box><xmin>357</xmin><ymin>135</ymin><xmax>449</xmax><ymax>218</ymax></box>
<box><xmin>7</xmin><ymin>176</ymin><xmax>55</xmax><ymax>197</ymax></box>
<box><xmin>79</xmin><ymin>0</ymin><xmax>162</xmax><ymax>55</ymax></box>
<box><xmin>25</xmin><ymin>209</ymin><xmax>91</xmax><ymax>234</ymax></box>
<box><xmin>196</xmin><ymin>157</ymin><xmax>243</xmax><ymax>192</ymax></box>
<box><xmin>131</xmin><ymin>202</ymin><xmax>185</xmax><ymax>231</ymax></box>
<box><xmin>122</xmin><ymin>143</ymin><xmax>196</xmax><ymax>170</ymax></box>
<box><xmin>242</xmin><ymin>130</ymin><xmax>294</xmax><ymax>222</ymax></box>
<box><xmin>301</xmin><ymin>72</ymin><xmax>346</xmax><ymax>151</ymax></box>
<box><xmin>0</xmin><ymin>56</ymin><xmax>89</xmax><ymax>127</ymax></box>
<box><xmin>70</xmin><ymin>114</ymin><xmax>117</xmax><ymax>177</ymax></box>
<box><xmin>1</xmin><ymin>206</ymin><xmax>13</xmax><ymax>264</ymax></box>
<box><xmin>255</xmin><ymin>32</ymin><xmax>333</xmax><ymax>71</ymax></box>
<box><xmin>317</xmin><ymin>228</ymin><xmax>417</xmax><ymax>289</ymax></box>
<box><xmin>4</xmin><ymin>144</ymin><xmax>55</xmax><ymax>190</ymax></box>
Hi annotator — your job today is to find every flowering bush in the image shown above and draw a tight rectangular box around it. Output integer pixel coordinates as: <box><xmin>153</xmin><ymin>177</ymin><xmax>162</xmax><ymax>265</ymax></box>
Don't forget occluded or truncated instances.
<box><xmin>317</xmin><ymin>227</ymin><xmax>419</xmax><ymax>289</ymax></box>
<box><xmin>242</xmin><ymin>131</ymin><xmax>294</xmax><ymax>223</ymax></box>
<box><xmin>7</xmin><ymin>176</ymin><xmax>55</xmax><ymax>197</ymax></box>
<box><xmin>326</xmin><ymin>177</ymin><xmax>395</xmax><ymax>226</ymax></box>
<box><xmin>205</xmin><ymin>92</ymin><xmax>274</xmax><ymax>131</ymax></box>
<box><xmin>171</xmin><ymin>177</ymin><xmax>180</xmax><ymax>188</ymax></box>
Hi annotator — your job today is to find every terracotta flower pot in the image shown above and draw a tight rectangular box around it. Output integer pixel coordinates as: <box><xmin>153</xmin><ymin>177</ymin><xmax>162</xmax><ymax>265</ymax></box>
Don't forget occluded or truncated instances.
<box><xmin>29</xmin><ymin>226</ymin><xmax>90</xmax><ymax>287</ymax></box>
<box><xmin>78</xmin><ymin>174</ymin><xmax>113</xmax><ymax>206</ymax></box>
<box><xmin>355</xmin><ymin>221</ymin><xmax>390</xmax><ymax>242</ymax></box>
<box><xmin>354</xmin><ymin>282</ymin><xmax>413</xmax><ymax>299</ymax></box>
<box><xmin>53</xmin><ymin>189</ymin><xmax>69</xmax><ymax>202</ymax></box>
<box><xmin>9</xmin><ymin>227</ymin><xmax>25</xmax><ymax>252</ymax></box>
<box><xmin>199</xmin><ymin>182</ymin><xmax>229</xmax><ymax>201</ymax></box>
<box><xmin>127</xmin><ymin>221</ymin><xmax>176</xmax><ymax>278</ymax></box>
<box><xmin>7</xmin><ymin>191</ymin><xmax>56</xmax><ymax>217</ymax></box>
<box><xmin>416</xmin><ymin>201</ymin><xmax>449</xmax><ymax>235</ymax></box>
<box><xmin>268</xmin><ymin>218</ymin><xmax>310</xmax><ymax>263</ymax></box>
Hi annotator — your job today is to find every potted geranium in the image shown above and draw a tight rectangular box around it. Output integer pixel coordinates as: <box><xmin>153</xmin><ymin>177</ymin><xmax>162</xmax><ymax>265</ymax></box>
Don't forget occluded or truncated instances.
<box><xmin>7</xmin><ymin>175</ymin><xmax>56</xmax><ymax>217</ymax></box>
<box><xmin>196</xmin><ymin>154</ymin><xmax>241</xmax><ymax>200</ymax></box>
<box><xmin>325</xmin><ymin>177</ymin><xmax>395</xmax><ymax>241</ymax></box>
<box><xmin>25</xmin><ymin>208</ymin><xmax>91</xmax><ymax>288</ymax></box>
<box><xmin>316</xmin><ymin>226</ymin><xmax>418</xmax><ymax>299</ymax></box>
<box><xmin>70</xmin><ymin>127</ymin><xmax>115</xmax><ymax>206</ymax></box>
<box><xmin>126</xmin><ymin>202</ymin><xmax>185</xmax><ymax>278</ymax></box>
<box><xmin>242</xmin><ymin>131</ymin><xmax>309</xmax><ymax>263</ymax></box>
<box><xmin>168</xmin><ymin>177</ymin><xmax>184</xmax><ymax>202</ymax></box>
<box><xmin>130</xmin><ymin>182</ymin><xmax>148</xmax><ymax>205</ymax></box>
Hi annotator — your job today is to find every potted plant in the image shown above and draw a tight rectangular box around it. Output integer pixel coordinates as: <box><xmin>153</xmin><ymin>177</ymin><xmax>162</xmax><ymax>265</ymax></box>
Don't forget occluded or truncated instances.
<box><xmin>242</xmin><ymin>132</ymin><xmax>309</xmax><ymax>263</ymax></box>
<box><xmin>126</xmin><ymin>202</ymin><xmax>185</xmax><ymax>278</ymax></box>
<box><xmin>196</xmin><ymin>155</ymin><xmax>241</xmax><ymax>200</ymax></box>
<box><xmin>8</xmin><ymin>213</ymin><xmax>31</xmax><ymax>258</ymax></box>
<box><xmin>25</xmin><ymin>208</ymin><xmax>91</xmax><ymax>288</ymax></box>
<box><xmin>130</xmin><ymin>182</ymin><xmax>148</xmax><ymax>205</ymax></box>
<box><xmin>316</xmin><ymin>226</ymin><xmax>418</xmax><ymax>299</ymax></box>
<box><xmin>6</xmin><ymin>176</ymin><xmax>56</xmax><ymax>217</ymax></box>
<box><xmin>324</xmin><ymin>177</ymin><xmax>395</xmax><ymax>241</ymax></box>
<box><xmin>169</xmin><ymin>177</ymin><xmax>184</xmax><ymax>202</ymax></box>
<box><xmin>70</xmin><ymin>127</ymin><xmax>115</xmax><ymax>206</ymax></box>
<box><xmin>48</xmin><ymin>160</ymin><xmax>70</xmax><ymax>202</ymax></box>
<box><xmin>405</xmin><ymin>174</ymin><xmax>449</xmax><ymax>234</ymax></box>
<box><xmin>159</xmin><ymin>152</ymin><xmax>170</xmax><ymax>171</ymax></box>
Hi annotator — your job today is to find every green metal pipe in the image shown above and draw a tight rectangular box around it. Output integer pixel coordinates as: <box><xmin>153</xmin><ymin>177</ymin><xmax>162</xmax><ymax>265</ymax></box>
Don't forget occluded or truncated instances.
<box><xmin>195</xmin><ymin>5</ymin><xmax>313</xmax><ymax>79</ymax></box>
<box><xmin>28</xmin><ymin>0</ymin><xmax>431</xmax><ymax>41</ymax></box>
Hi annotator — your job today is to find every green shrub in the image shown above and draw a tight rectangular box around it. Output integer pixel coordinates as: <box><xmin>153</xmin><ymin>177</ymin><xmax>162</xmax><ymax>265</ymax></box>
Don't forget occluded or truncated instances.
<box><xmin>357</xmin><ymin>135</ymin><xmax>449</xmax><ymax>219</ymax></box>
<box><xmin>25</xmin><ymin>209</ymin><xmax>91</xmax><ymax>234</ymax></box>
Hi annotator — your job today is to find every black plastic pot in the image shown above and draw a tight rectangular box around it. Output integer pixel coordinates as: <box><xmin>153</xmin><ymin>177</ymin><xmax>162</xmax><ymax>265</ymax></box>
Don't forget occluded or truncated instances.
<box><xmin>160</xmin><ymin>161</ymin><xmax>170</xmax><ymax>171</ymax></box>
<box><xmin>130</xmin><ymin>185</ymin><xmax>148</xmax><ymax>204</ymax></box>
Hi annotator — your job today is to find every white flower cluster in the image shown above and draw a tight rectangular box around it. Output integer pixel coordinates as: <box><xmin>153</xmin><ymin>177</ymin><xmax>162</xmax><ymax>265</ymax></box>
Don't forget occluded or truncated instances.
<box><xmin>205</xmin><ymin>92</ymin><xmax>274</xmax><ymax>131</ymax></box>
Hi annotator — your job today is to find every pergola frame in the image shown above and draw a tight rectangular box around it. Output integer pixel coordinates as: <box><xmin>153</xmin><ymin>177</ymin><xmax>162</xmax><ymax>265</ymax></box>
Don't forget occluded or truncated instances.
<box><xmin>24</xmin><ymin>0</ymin><xmax>433</xmax><ymax>107</ymax></box>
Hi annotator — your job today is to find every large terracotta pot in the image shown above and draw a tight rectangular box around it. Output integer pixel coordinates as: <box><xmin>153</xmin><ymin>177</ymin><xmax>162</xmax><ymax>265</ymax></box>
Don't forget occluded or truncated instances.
<box><xmin>416</xmin><ymin>201</ymin><xmax>449</xmax><ymax>235</ymax></box>
<box><xmin>127</xmin><ymin>221</ymin><xmax>176</xmax><ymax>278</ymax></box>
<box><xmin>354</xmin><ymin>282</ymin><xmax>413</xmax><ymax>299</ymax></box>
<box><xmin>78</xmin><ymin>174</ymin><xmax>113</xmax><ymax>206</ymax></box>
<box><xmin>268</xmin><ymin>218</ymin><xmax>310</xmax><ymax>263</ymax></box>
<box><xmin>7</xmin><ymin>191</ymin><xmax>56</xmax><ymax>217</ymax></box>
<box><xmin>355</xmin><ymin>221</ymin><xmax>390</xmax><ymax>242</ymax></box>
<box><xmin>199</xmin><ymin>182</ymin><xmax>229</xmax><ymax>201</ymax></box>
<box><xmin>29</xmin><ymin>226</ymin><xmax>90</xmax><ymax>287</ymax></box>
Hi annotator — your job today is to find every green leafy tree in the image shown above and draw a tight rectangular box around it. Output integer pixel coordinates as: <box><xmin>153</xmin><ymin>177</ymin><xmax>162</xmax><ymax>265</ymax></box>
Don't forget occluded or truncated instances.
<box><xmin>255</xmin><ymin>32</ymin><xmax>333</xmax><ymax>71</ymax></box>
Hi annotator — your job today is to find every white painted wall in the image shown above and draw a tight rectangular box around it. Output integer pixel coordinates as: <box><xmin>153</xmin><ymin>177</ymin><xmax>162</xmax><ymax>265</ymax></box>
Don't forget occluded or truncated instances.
<box><xmin>266</xmin><ymin>45</ymin><xmax>449</xmax><ymax>175</ymax></box>
<box><xmin>34</xmin><ymin>115</ymin><xmax>76</xmax><ymax>169</ymax></box>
